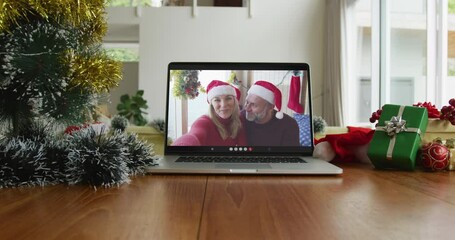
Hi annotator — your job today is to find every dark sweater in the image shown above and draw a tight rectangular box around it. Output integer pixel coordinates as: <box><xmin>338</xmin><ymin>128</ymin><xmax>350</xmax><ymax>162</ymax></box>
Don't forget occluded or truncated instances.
<box><xmin>241</xmin><ymin>110</ymin><xmax>300</xmax><ymax>146</ymax></box>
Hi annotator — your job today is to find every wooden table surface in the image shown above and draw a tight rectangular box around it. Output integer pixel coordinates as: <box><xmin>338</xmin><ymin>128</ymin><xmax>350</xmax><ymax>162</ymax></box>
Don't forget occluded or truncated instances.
<box><xmin>1</xmin><ymin>163</ymin><xmax>455</xmax><ymax>240</ymax></box>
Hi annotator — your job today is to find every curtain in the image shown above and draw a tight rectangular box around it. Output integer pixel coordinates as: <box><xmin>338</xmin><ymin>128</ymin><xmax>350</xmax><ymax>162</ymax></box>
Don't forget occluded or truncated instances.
<box><xmin>323</xmin><ymin>0</ymin><xmax>357</xmax><ymax>126</ymax></box>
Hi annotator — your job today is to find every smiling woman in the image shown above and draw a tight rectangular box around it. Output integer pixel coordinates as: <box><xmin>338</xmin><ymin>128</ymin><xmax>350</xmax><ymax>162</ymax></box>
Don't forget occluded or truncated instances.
<box><xmin>172</xmin><ymin>80</ymin><xmax>247</xmax><ymax>146</ymax></box>
<box><xmin>211</xmin><ymin>95</ymin><xmax>236</xmax><ymax>119</ymax></box>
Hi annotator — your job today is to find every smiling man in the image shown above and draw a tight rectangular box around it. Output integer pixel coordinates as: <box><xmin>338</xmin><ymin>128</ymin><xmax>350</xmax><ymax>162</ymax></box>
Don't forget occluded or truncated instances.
<box><xmin>241</xmin><ymin>81</ymin><xmax>300</xmax><ymax>146</ymax></box>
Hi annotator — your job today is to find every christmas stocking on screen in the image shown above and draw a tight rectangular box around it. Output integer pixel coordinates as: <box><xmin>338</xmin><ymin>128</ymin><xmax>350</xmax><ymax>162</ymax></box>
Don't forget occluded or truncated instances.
<box><xmin>287</xmin><ymin>75</ymin><xmax>304</xmax><ymax>113</ymax></box>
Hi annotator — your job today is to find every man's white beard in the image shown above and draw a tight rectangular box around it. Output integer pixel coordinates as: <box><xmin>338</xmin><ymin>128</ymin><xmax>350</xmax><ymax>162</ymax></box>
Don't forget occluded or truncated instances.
<box><xmin>245</xmin><ymin>108</ymin><xmax>267</xmax><ymax>122</ymax></box>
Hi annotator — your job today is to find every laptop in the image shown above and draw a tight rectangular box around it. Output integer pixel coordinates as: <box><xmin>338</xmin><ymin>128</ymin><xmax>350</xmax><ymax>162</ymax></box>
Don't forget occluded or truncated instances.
<box><xmin>146</xmin><ymin>62</ymin><xmax>342</xmax><ymax>174</ymax></box>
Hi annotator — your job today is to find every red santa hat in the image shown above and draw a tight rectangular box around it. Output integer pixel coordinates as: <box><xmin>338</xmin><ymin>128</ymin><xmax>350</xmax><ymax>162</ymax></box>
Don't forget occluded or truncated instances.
<box><xmin>314</xmin><ymin>126</ymin><xmax>374</xmax><ymax>163</ymax></box>
<box><xmin>247</xmin><ymin>80</ymin><xmax>283</xmax><ymax>119</ymax></box>
<box><xmin>206</xmin><ymin>80</ymin><xmax>241</xmax><ymax>103</ymax></box>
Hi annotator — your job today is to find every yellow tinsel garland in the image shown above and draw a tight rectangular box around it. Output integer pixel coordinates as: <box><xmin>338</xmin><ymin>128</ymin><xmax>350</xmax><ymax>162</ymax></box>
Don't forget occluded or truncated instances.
<box><xmin>66</xmin><ymin>50</ymin><xmax>122</xmax><ymax>93</ymax></box>
<box><xmin>0</xmin><ymin>0</ymin><xmax>106</xmax><ymax>42</ymax></box>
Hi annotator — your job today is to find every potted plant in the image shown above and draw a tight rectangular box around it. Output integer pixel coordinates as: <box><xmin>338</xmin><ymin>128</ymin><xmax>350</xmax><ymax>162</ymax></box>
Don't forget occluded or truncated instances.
<box><xmin>116</xmin><ymin>91</ymin><xmax>165</xmax><ymax>155</ymax></box>
<box><xmin>117</xmin><ymin>90</ymin><xmax>148</xmax><ymax>126</ymax></box>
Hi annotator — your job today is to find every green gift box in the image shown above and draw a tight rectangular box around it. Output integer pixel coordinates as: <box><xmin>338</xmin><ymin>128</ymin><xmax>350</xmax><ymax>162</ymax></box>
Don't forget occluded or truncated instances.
<box><xmin>367</xmin><ymin>104</ymin><xmax>428</xmax><ymax>171</ymax></box>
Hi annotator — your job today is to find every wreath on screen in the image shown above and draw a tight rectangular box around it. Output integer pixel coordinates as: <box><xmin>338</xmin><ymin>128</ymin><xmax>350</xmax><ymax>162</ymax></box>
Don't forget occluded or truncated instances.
<box><xmin>171</xmin><ymin>70</ymin><xmax>202</xmax><ymax>99</ymax></box>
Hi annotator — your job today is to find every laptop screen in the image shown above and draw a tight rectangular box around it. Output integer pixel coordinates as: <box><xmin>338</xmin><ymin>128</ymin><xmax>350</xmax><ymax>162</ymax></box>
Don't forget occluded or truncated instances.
<box><xmin>165</xmin><ymin>62</ymin><xmax>313</xmax><ymax>155</ymax></box>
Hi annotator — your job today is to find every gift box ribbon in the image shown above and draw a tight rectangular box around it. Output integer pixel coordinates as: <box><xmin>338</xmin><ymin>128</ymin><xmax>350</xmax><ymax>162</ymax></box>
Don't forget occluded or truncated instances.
<box><xmin>375</xmin><ymin>105</ymin><xmax>422</xmax><ymax>160</ymax></box>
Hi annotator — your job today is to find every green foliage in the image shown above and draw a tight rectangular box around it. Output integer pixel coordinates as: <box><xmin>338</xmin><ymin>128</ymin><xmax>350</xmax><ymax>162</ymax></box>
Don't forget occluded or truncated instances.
<box><xmin>449</xmin><ymin>67</ymin><xmax>455</xmax><ymax>77</ymax></box>
<box><xmin>105</xmin><ymin>48</ymin><xmax>139</xmax><ymax>62</ymax></box>
<box><xmin>117</xmin><ymin>90</ymin><xmax>149</xmax><ymax>126</ymax></box>
<box><xmin>450</xmin><ymin>0</ymin><xmax>455</xmax><ymax>14</ymax></box>
<box><xmin>227</xmin><ymin>71</ymin><xmax>237</xmax><ymax>85</ymax></box>
<box><xmin>171</xmin><ymin>70</ymin><xmax>201</xmax><ymax>99</ymax></box>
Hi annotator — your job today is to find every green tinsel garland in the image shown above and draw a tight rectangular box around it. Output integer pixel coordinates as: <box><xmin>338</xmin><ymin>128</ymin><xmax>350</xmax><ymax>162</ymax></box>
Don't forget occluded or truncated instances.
<box><xmin>0</xmin><ymin>137</ymin><xmax>61</xmax><ymax>188</ymax></box>
<box><xmin>0</xmin><ymin>124</ymin><xmax>158</xmax><ymax>189</ymax></box>
<box><xmin>313</xmin><ymin>116</ymin><xmax>327</xmax><ymax>134</ymax></box>
<box><xmin>149</xmin><ymin>118</ymin><xmax>165</xmax><ymax>134</ymax></box>
<box><xmin>111</xmin><ymin>115</ymin><xmax>129</xmax><ymax>132</ymax></box>
<box><xmin>65</xmin><ymin>127</ymin><xmax>131</xmax><ymax>187</ymax></box>
<box><xmin>124</xmin><ymin>133</ymin><xmax>157</xmax><ymax>176</ymax></box>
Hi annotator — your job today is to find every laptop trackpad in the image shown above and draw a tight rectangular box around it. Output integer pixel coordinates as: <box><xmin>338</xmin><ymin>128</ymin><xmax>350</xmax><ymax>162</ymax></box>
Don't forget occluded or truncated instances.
<box><xmin>215</xmin><ymin>163</ymin><xmax>272</xmax><ymax>169</ymax></box>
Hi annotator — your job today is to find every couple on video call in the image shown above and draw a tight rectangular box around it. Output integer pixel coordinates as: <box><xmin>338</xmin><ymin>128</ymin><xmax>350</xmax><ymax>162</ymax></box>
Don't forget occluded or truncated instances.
<box><xmin>172</xmin><ymin>79</ymin><xmax>300</xmax><ymax>147</ymax></box>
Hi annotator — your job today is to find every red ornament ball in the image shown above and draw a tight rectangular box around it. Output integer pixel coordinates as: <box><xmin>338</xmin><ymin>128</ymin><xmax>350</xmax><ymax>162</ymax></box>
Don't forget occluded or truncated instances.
<box><xmin>420</xmin><ymin>143</ymin><xmax>450</xmax><ymax>171</ymax></box>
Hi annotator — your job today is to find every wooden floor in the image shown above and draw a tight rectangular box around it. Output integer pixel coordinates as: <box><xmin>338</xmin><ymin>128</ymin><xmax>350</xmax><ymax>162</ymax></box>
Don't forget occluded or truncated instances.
<box><xmin>1</xmin><ymin>163</ymin><xmax>455</xmax><ymax>239</ymax></box>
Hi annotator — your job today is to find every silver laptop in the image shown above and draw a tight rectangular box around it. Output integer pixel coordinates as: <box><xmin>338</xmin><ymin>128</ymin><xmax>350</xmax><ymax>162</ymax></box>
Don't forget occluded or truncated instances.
<box><xmin>147</xmin><ymin>62</ymin><xmax>342</xmax><ymax>174</ymax></box>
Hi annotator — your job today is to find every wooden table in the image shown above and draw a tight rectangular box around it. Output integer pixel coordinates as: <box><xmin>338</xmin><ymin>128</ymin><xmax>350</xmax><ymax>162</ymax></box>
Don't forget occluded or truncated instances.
<box><xmin>1</xmin><ymin>163</ymin><xmax>455</xmax><ymax>240</ymax></box>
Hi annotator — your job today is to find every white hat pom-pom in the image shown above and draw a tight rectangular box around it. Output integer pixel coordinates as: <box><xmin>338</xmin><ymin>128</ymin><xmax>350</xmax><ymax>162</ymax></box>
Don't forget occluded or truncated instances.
<box><xmin>275</xmin><ymin>111</ymin><xmax>284</xmax><ymax>119</ymax></box>
<box><xmin>313</xmin><ymin>142</ymin><xmax>336</xmax><ymax>162</ymax></box>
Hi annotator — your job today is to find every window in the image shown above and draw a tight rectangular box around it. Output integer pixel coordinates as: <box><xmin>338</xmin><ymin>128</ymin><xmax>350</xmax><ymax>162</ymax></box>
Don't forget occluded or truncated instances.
<box><xmin>108</xmin><ymin>0</ymin><xmax>151</xmax><ymax>7</ymax></box>
<box><xmin>350</xmin><ymin>0</ymin><xmax>373</xmax><ymax>125</ymax></box>
<box><xmin>345</xmin><ymin>0</ymin><xmax>449</xmax><ymax>125</ymax></box>
<box><xmin>103</xmin><ymin>43</ymin><xmax>139</xmax><ymax>62</ymax></box>
<box><xmin>447</xmin><ymin>0</ymin><xmax>455</xmax><ymax>104</ymax></box>
<box><xmin>107</xmin><ymin>0</ymin><xmax>246</xmax><ymax>7</ymax></box>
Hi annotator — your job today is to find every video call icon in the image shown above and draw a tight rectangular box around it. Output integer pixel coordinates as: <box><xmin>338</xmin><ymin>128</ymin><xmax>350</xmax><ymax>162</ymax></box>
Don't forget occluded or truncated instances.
<box><xmin>229</xmin><ymin>147</ymin><xmax>253</xmax><ymax>152</ymax></box>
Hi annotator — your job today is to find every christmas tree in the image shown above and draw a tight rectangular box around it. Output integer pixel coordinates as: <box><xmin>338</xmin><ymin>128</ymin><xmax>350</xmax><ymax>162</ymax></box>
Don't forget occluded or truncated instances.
<box><xmin>0</xmin><ymin>0</ymin><xmax>157</xmax><ymax>188</ymax></box>
<box><xmin>0</xmin><ymin>0</ymin><xmax>121</xmax><ymax>135</ymax></box>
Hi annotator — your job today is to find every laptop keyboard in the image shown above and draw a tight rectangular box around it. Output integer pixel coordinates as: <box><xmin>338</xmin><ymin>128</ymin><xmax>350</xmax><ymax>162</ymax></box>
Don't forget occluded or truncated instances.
<box><xmin>175</xmin><ymin>156</ymin><xmax>307</xmax><ymax>163</ymax></box>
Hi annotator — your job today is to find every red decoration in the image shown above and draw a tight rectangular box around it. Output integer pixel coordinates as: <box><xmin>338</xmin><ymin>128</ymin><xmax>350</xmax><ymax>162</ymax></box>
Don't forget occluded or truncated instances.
<box><xmin>369</xmin><ymin>101</ymin><xmax>441</xmax><ymax>124</ymax></box>
<box><xmin>413</xmin><ymin>102</ymin><xmax>440</xmax><ymax>118</ymax></box>
<box><xmin>64</xmin><ymin>125</ymin><xmax>82</xmax><ymax>135</ymax></box>
<box><xmin>369</xmin><ymin>109</ymin><xmax>382</xmax><ymax>123</ymax></box>
<box><xmin>440</xmin><ymin>98</ymin><xmax>455</xmax><ymax>125</ymax></box>
<box><xmin>64</xmin><ymin>122</ymin><xmax>105</xmax><ymax>135</ymax></box>
<box><xmin>420</xmin><ymin>142</ymin><xmax>450</xmax><ymax>171</ymax></box>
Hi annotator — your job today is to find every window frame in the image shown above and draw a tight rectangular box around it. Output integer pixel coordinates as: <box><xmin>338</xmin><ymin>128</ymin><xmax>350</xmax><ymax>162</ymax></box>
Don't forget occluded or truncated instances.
<box><xmin>349</xmin><ymin>0</ymin><xmax>447</xmax><ymax>125</ymax></box>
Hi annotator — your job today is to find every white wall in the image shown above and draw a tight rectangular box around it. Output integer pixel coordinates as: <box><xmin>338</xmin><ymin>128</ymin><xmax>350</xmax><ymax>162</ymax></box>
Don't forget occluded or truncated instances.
<box><xmin>107</xmin><ymin>62</ymin><xmax>139</xmax><ymax>116</ymax></box>
<box><xmin>139</xmin><ymin>0</ymin><xmax>325</xmax><ymax>119</ymax></box>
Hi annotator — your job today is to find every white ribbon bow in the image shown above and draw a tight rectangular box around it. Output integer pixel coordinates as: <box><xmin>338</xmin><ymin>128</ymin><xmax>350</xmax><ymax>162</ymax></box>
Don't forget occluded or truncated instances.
<box><xmin>384</xmin><ymin>116</ymin><xmax>407</xmax><ymax>137</ymax></box>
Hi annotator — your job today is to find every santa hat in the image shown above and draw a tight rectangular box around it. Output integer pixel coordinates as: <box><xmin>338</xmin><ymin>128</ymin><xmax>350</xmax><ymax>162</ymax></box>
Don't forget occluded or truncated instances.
<box><xmin>206</xmin><ymin>80</ymin><xmax>240</xmax><ymax>102</ymax></box>
<box><xmin>314</xmin><ymin>126</ymin><xmax>374</xmax><ymax>163</ymax></box>
<box><xmin>247</xmin><ymin>80</ymin><xmax>283</xmax><ymax>119</ymax></box>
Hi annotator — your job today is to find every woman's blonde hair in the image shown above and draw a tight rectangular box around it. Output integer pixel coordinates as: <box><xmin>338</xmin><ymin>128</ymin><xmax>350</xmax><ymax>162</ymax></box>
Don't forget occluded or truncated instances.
<box><xmin>209</xmin><ymin>99</ymin><xmax>242</xmax><ymax>140</ymax></box>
